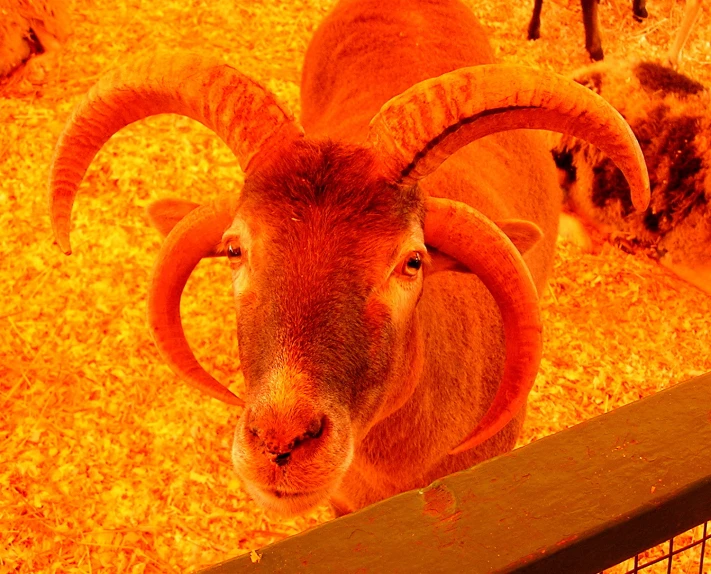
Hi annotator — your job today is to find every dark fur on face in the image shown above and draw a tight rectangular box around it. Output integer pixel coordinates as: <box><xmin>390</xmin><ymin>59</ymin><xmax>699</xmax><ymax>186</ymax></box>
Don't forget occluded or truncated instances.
<box><xmin>237</xmin><ymin>138</ymin><xmax>423</xmax><ymax>417</ymax></box>
<box><xmin>229</xmin><ymin>139</ymin><xmax>428</xmax><ymax>513</ymax></box>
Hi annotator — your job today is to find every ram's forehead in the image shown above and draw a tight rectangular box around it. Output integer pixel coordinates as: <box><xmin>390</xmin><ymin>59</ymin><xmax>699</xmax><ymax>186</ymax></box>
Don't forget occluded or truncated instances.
<box><xmin>238</xmin><ymin>138</ymin><xmax>424</xmax><ymax>234</ymax></box>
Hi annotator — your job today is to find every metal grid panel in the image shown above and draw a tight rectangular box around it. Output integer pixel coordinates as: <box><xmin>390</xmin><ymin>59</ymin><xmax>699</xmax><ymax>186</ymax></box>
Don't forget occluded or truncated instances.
<box><xmin>602</xmin><ymin>521</ymin><xmax>711</xmax><ymax>574</ymax></box>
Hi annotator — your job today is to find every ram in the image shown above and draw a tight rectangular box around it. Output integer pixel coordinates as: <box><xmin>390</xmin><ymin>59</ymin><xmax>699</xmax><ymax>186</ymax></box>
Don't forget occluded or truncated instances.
<box><xmin>48</xmin><ymin>0</ymin><xmax>649</xmax><ymax>516</ymax></box>
<box><xmin>555</xmin><ymin>60</ymin><xmax>710</xmax><ymax>295</ymax></box>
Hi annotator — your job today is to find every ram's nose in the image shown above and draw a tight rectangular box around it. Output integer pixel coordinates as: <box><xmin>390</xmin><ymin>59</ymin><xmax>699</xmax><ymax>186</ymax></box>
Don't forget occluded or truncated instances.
<box><xmin>247</xmin><ymin>408</ymin><xmax>327</xmax><ymax>466</ymax></box>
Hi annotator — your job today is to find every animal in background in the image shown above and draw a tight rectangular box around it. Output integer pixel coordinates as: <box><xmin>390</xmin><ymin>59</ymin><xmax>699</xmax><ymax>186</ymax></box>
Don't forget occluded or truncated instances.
<box><xmin>527</xmin><ymin>0</ymin><xmax>648</xmax><ymax>61</ymax></box>
<box><xmin>528</xmin><ymin>0</ymin><xmax>703</xmax><ymax>66</ymax></box>
<box><xmin>48</xmin><ymin>0</ymin><xmax>649</xmax><ymax>516</ymax></box>
<box><xmin>554</xmin><ymin>60</ymin><xmax>710</xmax><ymax>295</ymax></box>
<box><xmin>0</xmin><ymin>0</ymin><xmax>70</xmax><ymax>83</ymax></box>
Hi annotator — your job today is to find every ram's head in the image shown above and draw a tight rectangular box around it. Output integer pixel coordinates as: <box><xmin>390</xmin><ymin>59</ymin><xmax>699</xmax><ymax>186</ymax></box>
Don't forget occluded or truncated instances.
<box><xmin>49</xmin><ymin>53</ymin><xmax>648</xmax><ymax>514</ymax></box>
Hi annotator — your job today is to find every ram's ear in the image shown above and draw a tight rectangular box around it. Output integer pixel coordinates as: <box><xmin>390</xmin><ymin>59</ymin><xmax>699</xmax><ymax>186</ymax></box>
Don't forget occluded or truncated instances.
<box><xmin>146</xmin><ymin>198</ymin><xmax>201</xmax><ymax>237</ymax></box>
<box><xmin>496</xmin><ymin>219</ymin><xmax>544</xmax><ymax>255</ymax></box>
<box><xmin>425</xmin><ymin>218</ymin><xmax>543</xmax><ymax>276</ymax></box>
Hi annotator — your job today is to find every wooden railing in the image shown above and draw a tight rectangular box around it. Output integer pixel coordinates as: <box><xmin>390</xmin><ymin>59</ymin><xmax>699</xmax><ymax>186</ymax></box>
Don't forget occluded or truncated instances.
<box><xmin>199</xmin><ymin>372</ymin><xmax>711</xmax><ymax>574</ymax></box>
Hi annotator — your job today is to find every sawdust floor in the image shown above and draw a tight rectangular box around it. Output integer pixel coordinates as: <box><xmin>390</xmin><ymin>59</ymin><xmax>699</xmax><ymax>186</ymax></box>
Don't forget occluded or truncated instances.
<box><xmin>1</xmin><ymin>0</ymin><xmax>710</xmax><ymax>572</ymax></box>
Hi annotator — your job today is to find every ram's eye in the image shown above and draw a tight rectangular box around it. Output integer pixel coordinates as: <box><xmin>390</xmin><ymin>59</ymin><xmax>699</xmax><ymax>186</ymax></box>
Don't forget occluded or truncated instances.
<box><xmin>227</xmin><ymin>244</ymin><xmax>241</xmax><ymax>258</ymax></box>
<box><xmin>399</xmin><ymin>252</ymin><xmax>423</xmax><ymax>278</ymax></box>
<box><xmin>226</xmin><ymin>242</ymin><xmax>243</xmax><ymax>266</ymax></box>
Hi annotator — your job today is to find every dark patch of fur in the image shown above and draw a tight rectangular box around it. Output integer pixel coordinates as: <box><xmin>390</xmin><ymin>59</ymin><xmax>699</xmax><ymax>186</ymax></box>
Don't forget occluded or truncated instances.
<box><xmin>243</xmin><ymin>139</ymin><xmax>422</xmax><ymax>230</ymax></box>
<box><xmin>634</xmin><ymin>62</ymin><xmax>706</xmax><ymax>98</ymax></box>
<box><xmin>27</xmin><ymin>29</ymin><xmax>45</xmax><ymax>56</ymax></box>
<box><xmin>590</xmin><ymin>157</ymin><xmax>635</xmax><ymax>216</ymax></box>
<box><xmin>588</xmin><ymin>102</ymin><xmax>706</xmax><ymax>235</ymax></box>
<box><xmin>644</xmin><ymin>111</ymin><xmax>705</xmax><ymax>234</ymax></box>
<box><xmin>643</xmin><ymin>210</ymin><xmax>661</xmax><ymax>233</ymax></box>
<box><xmin>236</xmin><ymin>139</ymin><xmax>423</xmax><ymax>411</ymax></box>
<box><xmin>552</xmin><ymin>147</ymin><xmax>576</xmax><ymax>188</ymax></box>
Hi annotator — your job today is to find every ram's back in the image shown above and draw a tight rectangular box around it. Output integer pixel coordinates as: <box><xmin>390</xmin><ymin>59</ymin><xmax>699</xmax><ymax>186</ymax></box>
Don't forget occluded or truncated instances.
<box><xmin>302</xmin><ymin>0</ymin><xmax>493</xmax><ymax>137</ymax></box>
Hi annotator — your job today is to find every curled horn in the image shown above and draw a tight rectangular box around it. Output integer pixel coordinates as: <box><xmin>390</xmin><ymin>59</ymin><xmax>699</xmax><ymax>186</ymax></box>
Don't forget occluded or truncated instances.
<box><xmin>48</xmin><ymin>52</ymin><xmax>303</xmax><ymax>403</ymax></box>
<box><xmin>148</xmin><ymin>197</ymin><xmax>242</xmax><ymax>405</ymax></box>
<box><xmin>48</xmin><ymin>51</ymin><xmax>303</xmax><ymax>255</ymax></box>
<box><xmin>368</xmin><ymin>65</ymin><xmax>651</xmax><ymax>453</ymax></box>
<box><xmin>368</xmin><ymin>64</ymin><xmax>649</xmax><ymax>210</ymax></box>
<box><xmin>425</xmin><ymin>198</ymin><xmax>542</xmax><ymax>455</ymax></box>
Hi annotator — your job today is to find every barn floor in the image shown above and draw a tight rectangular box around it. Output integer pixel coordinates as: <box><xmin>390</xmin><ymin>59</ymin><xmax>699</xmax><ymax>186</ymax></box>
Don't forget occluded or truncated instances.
<box><xmin>1</xmin><ymin>0</ymin><xmax>710</xmax><ymax>572</ymax></box>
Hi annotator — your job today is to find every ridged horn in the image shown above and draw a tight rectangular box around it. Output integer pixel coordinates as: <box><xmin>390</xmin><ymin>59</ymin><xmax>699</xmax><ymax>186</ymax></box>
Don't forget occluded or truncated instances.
<box><xmin>424</xmin><ymin>197</ymin><xmax>542</xmax><ymax>455</ymax></box>
<box><xmin>48</xmin><ymin>51</ymin><xmax>303</xmax><ymax>255</ymax></box>
<box><xmin>367</xmin><ymin>64</ymin><xmax>650</xmax><ymax>211</ymax></box>
<box><xmin>148</xmin><ymin>198</ymin><xmax>243</xmax><ymax>405</ymax></box>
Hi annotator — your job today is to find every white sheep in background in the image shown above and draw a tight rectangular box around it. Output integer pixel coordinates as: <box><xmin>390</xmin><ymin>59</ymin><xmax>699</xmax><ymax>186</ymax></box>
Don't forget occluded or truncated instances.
<box><xmin>554</xmin><ymin>60</ymin><xmax>711</xmax><ymax>295</ymax></box>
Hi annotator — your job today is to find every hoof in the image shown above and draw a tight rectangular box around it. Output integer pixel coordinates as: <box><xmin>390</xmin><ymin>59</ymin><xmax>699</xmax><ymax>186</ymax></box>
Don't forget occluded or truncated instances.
<box><xmin>588</xmin><ymin>47</ymin><xmax>604</xmax><ymax>61</ymax></box>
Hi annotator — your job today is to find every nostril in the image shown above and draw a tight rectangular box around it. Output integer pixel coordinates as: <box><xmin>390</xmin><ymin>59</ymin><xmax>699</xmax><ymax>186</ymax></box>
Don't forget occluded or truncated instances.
<box><xmin>273</xmin><ymin>452</ymin><xmax>291</xmax><ymax>467</ymax></box>
<box><xmin>249</xmin><ymin>414</ymin><xmax>328</xmax><ymax>465</ymax></box>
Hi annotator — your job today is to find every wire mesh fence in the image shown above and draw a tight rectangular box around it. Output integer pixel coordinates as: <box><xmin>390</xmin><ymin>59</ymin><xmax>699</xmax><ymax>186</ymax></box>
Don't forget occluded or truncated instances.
<box><xmin>602</xmin><ymin>521</ymin><xmax>711</xmax><ymax>574</ymax></box>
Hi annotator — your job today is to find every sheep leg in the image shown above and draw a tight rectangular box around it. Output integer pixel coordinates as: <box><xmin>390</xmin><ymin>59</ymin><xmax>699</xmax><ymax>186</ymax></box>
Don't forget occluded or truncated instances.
<box><xmin>582</xmin><ymin>0</ymin><xmax>604</xmax><ymax>61</ymax></box>
<box><xmin>528</xmin><ymin>0</ymin><xmax>543</xmax><ymax>40</ymax></box>
<box><xmin>667</xmin><ymin>0</ymin><xmax>702</xmax><ymax>67</ymax></box>
<box><xmin>633</xmin><ymin>0</ymin><xmax>648</xmax><ymax>20</ymax></box>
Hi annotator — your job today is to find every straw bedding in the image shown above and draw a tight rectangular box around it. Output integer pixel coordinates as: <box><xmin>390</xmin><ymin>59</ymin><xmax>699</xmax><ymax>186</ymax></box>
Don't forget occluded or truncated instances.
<box><xmin>1</xmin><ymin>0</ymin><xmax>709</xmax><ymax>572</ymax></box>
